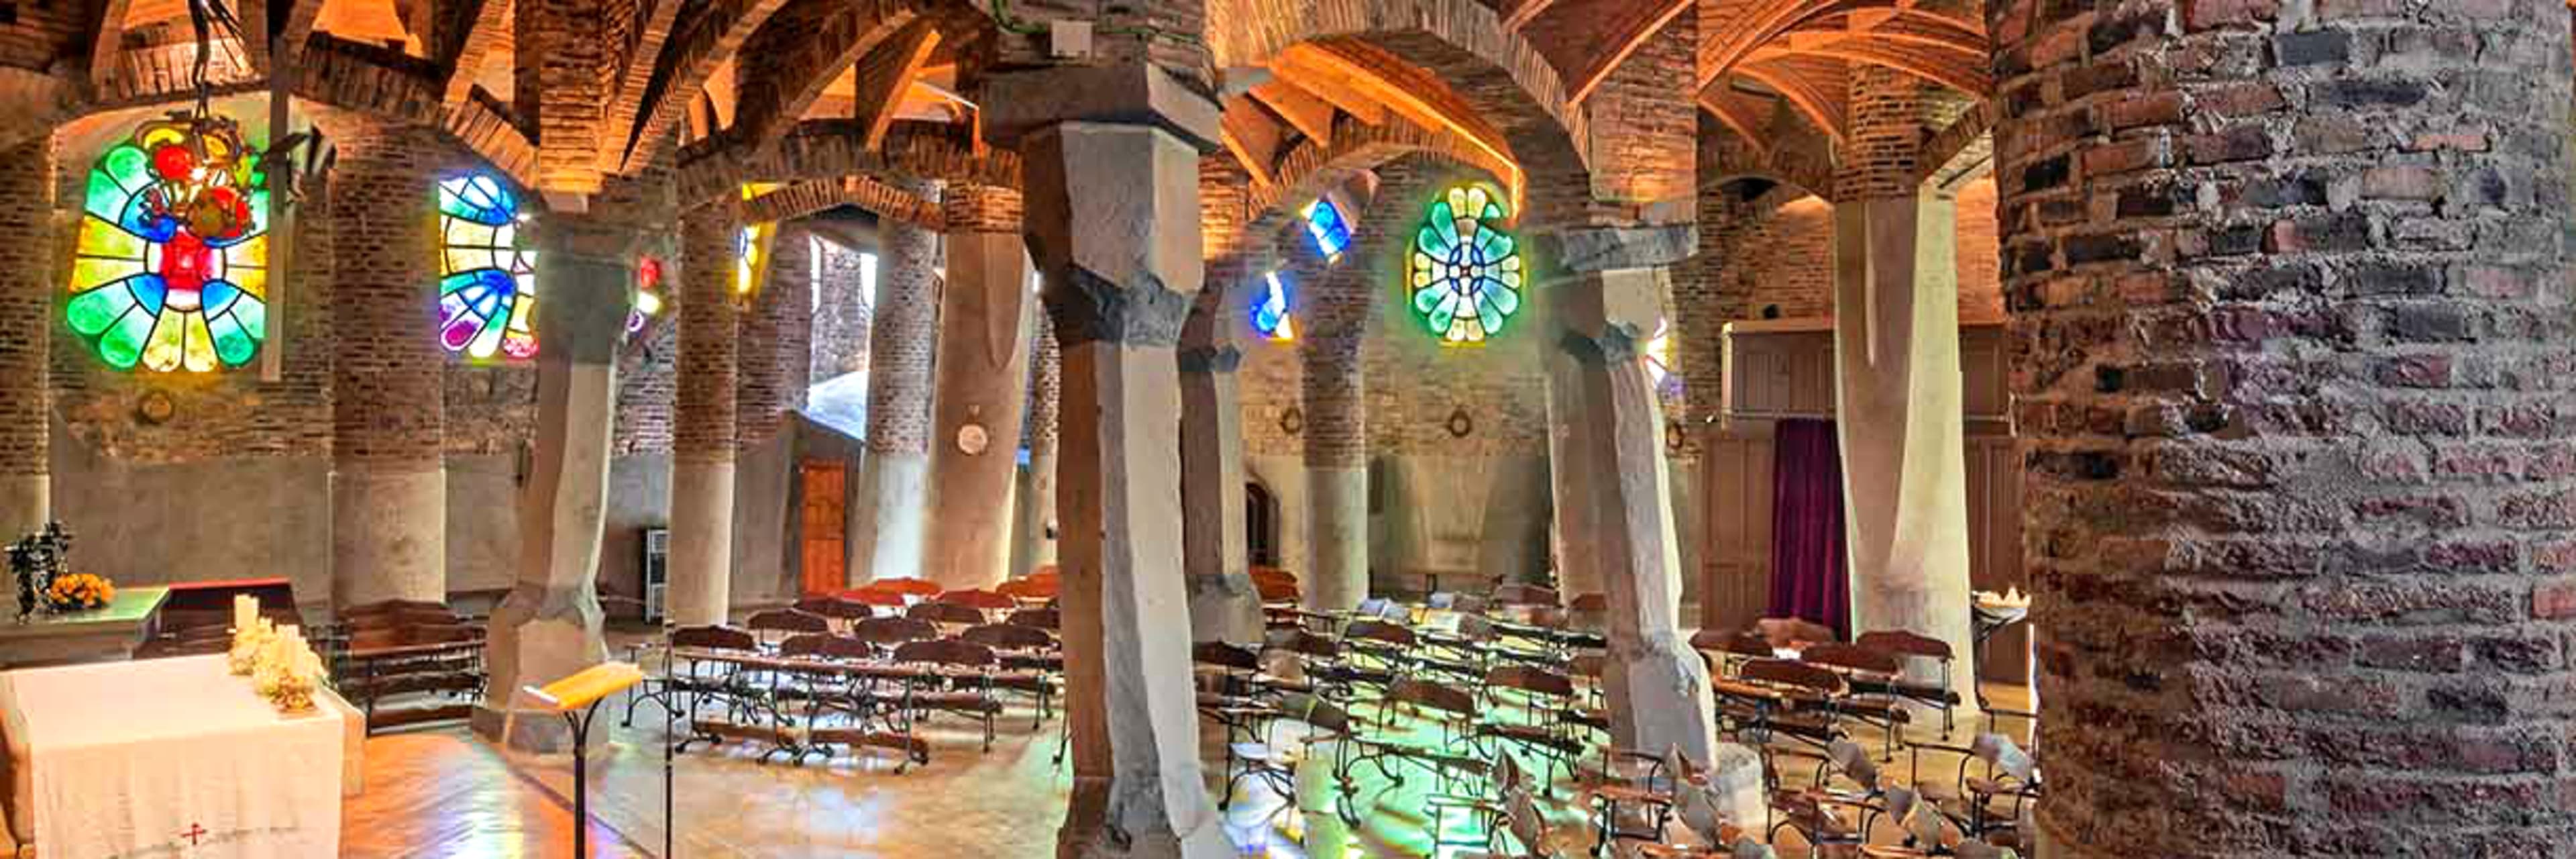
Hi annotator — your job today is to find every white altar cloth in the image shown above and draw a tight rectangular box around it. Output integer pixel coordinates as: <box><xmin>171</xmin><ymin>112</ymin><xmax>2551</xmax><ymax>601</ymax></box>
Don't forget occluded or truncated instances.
<box><xmin>1</xmin><ymin>654</ymin><xmax>343</xmax><ymax>858</ymax></box>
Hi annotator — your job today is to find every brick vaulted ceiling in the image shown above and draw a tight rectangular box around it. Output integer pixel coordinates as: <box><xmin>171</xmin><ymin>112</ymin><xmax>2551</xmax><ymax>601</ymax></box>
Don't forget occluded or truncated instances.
<box><xmin>33</xmin><ymin>0</ymin><xmax>1994</xmax><ymax>205</ymax></box>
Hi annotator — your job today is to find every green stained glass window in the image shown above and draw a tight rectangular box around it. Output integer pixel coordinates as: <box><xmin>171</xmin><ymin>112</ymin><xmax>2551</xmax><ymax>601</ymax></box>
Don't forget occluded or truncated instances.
<box><xmin>436</xmin><ymin>174</ymin><xmax>539</xmax><ymax>360</ymax></box>
<box><xmin>1405</xmin><ymin>184</ymin><xmax>1522</xmax><ymax>345</ymax></box>
<box><xmin>68</xmin><ymin>125</ymin><xmax>271</xmax><ymax>372</ymax></box>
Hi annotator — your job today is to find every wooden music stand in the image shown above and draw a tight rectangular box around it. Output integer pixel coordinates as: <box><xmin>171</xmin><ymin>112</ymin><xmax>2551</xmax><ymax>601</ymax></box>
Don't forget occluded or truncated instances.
<box><xmin>523</xmin><ymin>662</ymin><xmax>645</xmax><ymax>858</ymax></box>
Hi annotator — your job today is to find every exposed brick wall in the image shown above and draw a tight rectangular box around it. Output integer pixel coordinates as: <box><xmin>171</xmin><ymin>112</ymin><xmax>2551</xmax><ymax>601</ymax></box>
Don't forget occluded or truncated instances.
<box><xmin>1836</xmin><ymin>64</ymin><xmax>1929</xmax><ymax>203</ymax></box>
<box><xmin>810</xmin><ymin>238</ymin><xmax>873</xmax><ymax>383</ymax></box>
<box><xmin>1953</xmin><ymin>176</ymin><xmax>2003</xmax><ymax>321</ymax></box>
<box><xmin>0</xmin><ymin>135</ymin><xmax>48</xmax><ymax>478</ymax></box>
<box><xmin>613</xmin><ymin>317</ymin><xmax>678</xmax><ymax>454</ymax></box>
<box><xmin>737</xmin><ymin>225</ymin><xmax>811</xmax><ymax>448</ymax></box>
<box><xmin>1994</xmin><ymin>0</ymin><xmax>2576</xmax><ymax>853</ymax></box>
<box><xmin>941</xmin><ymin>183</ymin><xmax>1024</xmax><ymax>233</ymax></box>
<box><xmin>330</xmin><ymin>118</ymin><xmax>453</xmax><ymax>468</ymax></box>
<box><xmin>443</xmin><ymin>366</ymin><xmax>537</xmax><ymax>455</ymax></box>
<box><xmin>0</xmin><ymin>0</ymin><xmax>86</xmax><ymax>70</ymax></box>
<box><xmin>1022</xmin><ymin>305</ymin><xmax>1058</xmax><ymax>449</ymax></box>
<box><xmin>866</xmin><ymin>179</ymin><xmax>938</xmax><ymax>456</ymax></box>
<box><xmin>1716</xmin><ymin>189</ymin><xmax>1837</xmax><ymax>321</ymax></box>
<box><xmin>1553</xmin><ymin>5</ymin><xmax>1694</xmax><ymax>209</ymax></box>
<box><xmin>676</xmin><ymin>208</ymin><xmax>739</xmax><ymax>461</ymax></box>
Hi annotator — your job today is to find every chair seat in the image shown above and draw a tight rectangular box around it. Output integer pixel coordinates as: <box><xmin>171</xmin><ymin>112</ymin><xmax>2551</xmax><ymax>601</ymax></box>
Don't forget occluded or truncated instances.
<box><xmin>913</xmin><ymin>692</ymin><xmax>1004</xmax><ymax>712</ymax></box>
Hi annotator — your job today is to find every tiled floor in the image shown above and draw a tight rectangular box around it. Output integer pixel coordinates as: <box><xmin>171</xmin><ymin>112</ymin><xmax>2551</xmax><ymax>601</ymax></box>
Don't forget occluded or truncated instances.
<box><xmin>341</xmin><ymin>677</ymin><xmax>2035</xmax><ymax>858</ymax></box>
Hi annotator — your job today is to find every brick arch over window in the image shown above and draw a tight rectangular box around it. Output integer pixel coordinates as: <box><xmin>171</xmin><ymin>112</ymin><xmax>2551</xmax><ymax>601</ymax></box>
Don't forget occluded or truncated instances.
<box><xmin>1208</xmin><ymin>0</ymin><xmax>1595</xmax><ymax>227</ymax></box>
<box><xmin>1205</xmin><ymin>118</ymin><xmax>1502</xmax><ymax>306</ymax></box>
<box><xmin>672</xmin><ymin>123</ymin><xmax>1022</xmax><ymax>210</ymax></box>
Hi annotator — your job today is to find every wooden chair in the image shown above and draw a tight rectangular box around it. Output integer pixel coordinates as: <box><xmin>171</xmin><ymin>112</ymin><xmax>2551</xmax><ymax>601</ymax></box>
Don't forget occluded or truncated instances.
<box><xmin>906</xmin><ymin>600</ymin><xmax>989</xmax><ymax>630</ymax></box>
<box><xmin>1007</xmin><ymin>607</ymin><xmax>1061</xmax><ymax>632</ymax></box>
<box><xmin>794</xmin><ymin>596</ymin><xmax>875</xmax><ymax>633</ymax></box>
<box><xmin>892</xmin><ymin>638</ymin><xmax>1006</xmax><ymax>752</ymax></box>
<box><xmin>1753</xmin><ymin>617</ymin><xmax>1839</xmax><ymax>651</ymax></box>
<box><xmin>938</xmin><ymin>589</ymin><xmax>1018</xmax><ymax>612</ymax></box>
<box><xmin>1722</xmin><ymin>659</ymin><xmax>1847</xmax><ymax>762</ymax></box>
<box><xmin>871</xmin><ymin>576</ymin><xmax>945</xmax><ymax>599</ymax></box>
<box><xmin>1799</xmin><ymin>642</ymin><xmax>1911</xmax><ymax>759</ymax></box>
<box><xmin>843</xmin><ymin>587</ymin><xmax>910</xmax><ymax>609</ymax></box>
<box><xmin>851</xmin><ymin>616</ymin><xmax>941</xmax><ymax>655</ymax></box>
<box><xmin>1490</xmin><ymin>583</ymin><xmax>1561</xmax><ymax>608</ymax></box>
<box><xmin>960</xmin><ymin>623</ymin><xmax>1059</xmax><ymax>726</ymax></box>
<box><xmin>333</xmin><ymin>623</ymin><xmax>486</xmax><ymax>734</ymax></box>
<box><xmin>1477</xmin><ymin>665</ymin><xmax>1585</xmax><ymax>787</ymax></box>
<box><xmin>641</xmin><ymin>625</ymin><xmax>763</xmax><ymax>751</ymax></box>
<box><xmin>996</xmin><ymin>576</ymin><xmax>1058</xmax><ymax>604</ymax></box>
<box><xmin>1854</xmin><ymin>630</ymin><xmax>1964</xmax><ymax>737</ymax></box>
<box><xmin>745</xmin><ymin>608</ymin><xmax>830</xmax><ymax>647</ymax></box>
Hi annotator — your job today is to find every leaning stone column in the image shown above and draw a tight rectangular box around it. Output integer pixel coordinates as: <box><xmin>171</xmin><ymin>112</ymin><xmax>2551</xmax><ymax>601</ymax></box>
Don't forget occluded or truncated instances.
<box><xmin>924</xmin><ymin>187</ymin><xmax>1036</xmax><ymax>589</ymax></box>
<box><xmin>1831</xmin><ymin>66</ymin><xmax>1978</xmax><ymax>715</ymax></box>
<box><xmin>331</xmin><ymin>123</ymin><xmax>446</xmax><ymax>607</ymax></box>
<box><xmin>0</xmin><ymin>136</ymin><xmax>54</xmax><ymax>538</ymax></box>
<box><xmin>1994</xmin><ymin>1</ymin><xmax>2576</xmax><ymax>852</ymax></box>
<box><xmin>849</xmin><ymin>179</ymin><xmax>941</xmax><ymax>585</ymax></box>
<box><xmin>991</xmin><ymin>62</ymin><xmax>1231</xmax><ymax>859</ymax></box>
<box><xmin>1179</xmin><ymin>164</ymin><xmax>1259</xmax><ymax>643</ymax></box>
<box><xmin>476</xmin><ymin>211</ymin><xmax>629</xmax><ymax>750</ymax></box>
<box><xmin>668</xmin><ymin>208</ymin><xmax>738</xmax><ymax>625</ymax></box>
<box><xmin>1012</xmin><ymin>315</ymin><xmax>1061</xmax><ymax>577</ymax></box>
<box><xmin>1540</xmin><ymin>227</ymin><xmax>1718</xmax><ymax>766</ymax></box>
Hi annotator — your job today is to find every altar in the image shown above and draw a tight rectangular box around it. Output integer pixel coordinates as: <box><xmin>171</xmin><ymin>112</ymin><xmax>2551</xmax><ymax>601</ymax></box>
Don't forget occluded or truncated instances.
<box><xmin>0</xmin><ymin>586</ymin><xmax>170</xmax><ymax>668</ymax></box>
<box><xmin>0</xmin><ymin>654</ymin><xmax>357</xmax><ymax>858</ymax></box>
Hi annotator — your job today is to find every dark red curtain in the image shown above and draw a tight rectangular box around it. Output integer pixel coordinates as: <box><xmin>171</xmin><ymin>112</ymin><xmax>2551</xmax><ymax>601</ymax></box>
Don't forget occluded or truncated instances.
<box><xmin>1768</xmin><ymin>418</ymin><xmax>1850</xmax><ymax>638</ymax></box>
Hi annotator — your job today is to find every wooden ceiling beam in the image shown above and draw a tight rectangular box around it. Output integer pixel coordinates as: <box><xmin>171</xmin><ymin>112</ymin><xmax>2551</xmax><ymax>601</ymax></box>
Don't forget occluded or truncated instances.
<box><xmin>618</xmin><ymin>0</ymin><xmax>794</xmax><ymax>171</ymax></box>
<box><xmin>850</xmin><ymin>18</ymin><xmax>941</xmax><ymax>150</ymax></box>
<box><xmin>1248</xmin><ymin>80</ymin><xmax>1336</xmax><ymax>144</ymax></box>
<box><xmin>735</xmin><ymin>0</ymin><xmax>920</xmax><ymax>152</ymax></box>
<box><xmin>1220</xmin><ymin>97</ymin><xmax>1284</xmax><ymax>187</ymax></box>
<box><xmin>592</xmin><ymin>0</ymin><xmax>685</xmax><ymax>151</ymax></box>
<box><xmin>439</xmin><ymin>0</ymin><xmax>515</xmax><ymax>105</ymax></box>
<box><xmin>1267</xmin><ymin>53</ymin><xmax>1387</xmax><ymax>127</ymax></box>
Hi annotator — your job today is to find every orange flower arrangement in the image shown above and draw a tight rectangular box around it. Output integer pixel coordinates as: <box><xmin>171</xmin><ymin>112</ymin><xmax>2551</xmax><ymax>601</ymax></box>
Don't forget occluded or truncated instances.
<box><xmin>45</xmin><ymin>574</ymin><xmax>114</xmax><ymax>611</ymax></box>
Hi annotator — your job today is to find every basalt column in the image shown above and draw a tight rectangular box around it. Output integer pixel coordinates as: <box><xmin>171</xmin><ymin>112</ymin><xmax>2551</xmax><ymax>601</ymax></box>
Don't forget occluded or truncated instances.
<box><xmin>993</xmin><ymin>62</ymin><xmax>1230</xmax><ymax>859</ymax></box>
<box><xmin>1831</xmin><ymin>67</ymin><xmax>1977</xmax><ymax>715</ymax></box>
<box><xmin>924</xmin><ymin>187</ymin><xmax>1036</xmax><ymax>589</ymax></box>
<box><xmin>1012</xmin><ymin>315</ymin><xmax>1062</xmax><ymax>577</ymax></box>
<box><xmin>331</xmin><ymin>124</ymin><xmax>446</xmax><ymax>607</ymax></box>
<box><xmin>0</xmin><ymin>136</ymin><xmax>52</xmax><ymax>538</ymax></box>
<box><xmin>669</xmin><ymin>209</ymin><xmax>738</xmax><ymax>625</ymax></box>
<box><xmin>476</xmin><ymin>213</ymin><xmax>630</xmax><ymax>750</ymax></box>
<box><xmin>1540</xmin><ymin>228</ymin><xmax>1718</xmax><ymax>768</ymax></box>
<box><xmin>850</xmin><ymin>179</ymin><xmax>941</xmax><ymax>585</ymax></box>
<box><xmin>1993</xmin><ymin>1</ymin><xmax>2576</xmax><ymax>852</ymax></box>
<box><xmin>1179</xmin><ymin>160</ymin><xmax>1258</xmax><ymax>643</ymax></box>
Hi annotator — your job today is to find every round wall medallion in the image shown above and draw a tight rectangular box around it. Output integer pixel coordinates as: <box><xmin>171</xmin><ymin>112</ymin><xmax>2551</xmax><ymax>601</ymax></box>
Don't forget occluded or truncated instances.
<box><xmin>1445</xmin><ymin>407</ymin><xmax>1474</xmax><ymax>438</ymax></box>
<box><xmin>1280</xmin><ymin>407</ymin><xmax>1305</xmax><ymax>436</ymax></box>
<box><xmin>956</xmin><ymin>422</ymin><xmax>991</xmax><ymax>456</ymax></box>
<box><xmin>136</xmin><ymin>390</ymin><xmax>176</xmax><ymax>425</ymax></box>
<box><xmin>1666</xmin><ymin>418</ymin><xmax>1688</xmax><ymax>452</ymax></box>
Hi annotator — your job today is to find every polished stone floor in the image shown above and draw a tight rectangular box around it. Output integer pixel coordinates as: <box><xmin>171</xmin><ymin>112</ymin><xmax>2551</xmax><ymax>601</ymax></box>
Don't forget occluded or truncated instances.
<box><xmin>341</xmin><ymin>677</ymin><xmax>2033</xmax><ymax>858</ymax></box>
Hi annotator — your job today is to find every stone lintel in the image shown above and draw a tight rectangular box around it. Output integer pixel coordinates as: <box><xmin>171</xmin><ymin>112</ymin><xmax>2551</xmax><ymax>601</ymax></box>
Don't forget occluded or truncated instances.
<box><xmin>1531</xmin><ymin>223</ymin><xmax>1696</xmax><ymax>274</ymax></box>
<box><xmin>982</xmin><ymin>64</ymin><xmax>1222</xmax><ymax>153</ymax></box>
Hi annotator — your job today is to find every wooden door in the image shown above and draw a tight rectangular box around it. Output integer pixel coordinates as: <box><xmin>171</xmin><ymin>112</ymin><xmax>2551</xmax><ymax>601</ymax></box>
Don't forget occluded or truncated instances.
<box><xmin>800</xmin><ymin>462</ymin><xmax>847</xmax><ymax>595</ymax></box>
<box><xmin>1699</xmin><ymin>429</ymin><xmax>1776</xmax><ymax>632</ymax></box>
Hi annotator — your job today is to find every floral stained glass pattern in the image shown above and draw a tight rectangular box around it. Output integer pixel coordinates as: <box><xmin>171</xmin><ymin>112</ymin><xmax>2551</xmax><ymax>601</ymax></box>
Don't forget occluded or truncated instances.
<box><xmin>1303</xmin><ymin>197</ymin><xmax>1352</xmax><ymax>260</ymax></box>
<box><xmin>67</xmin><ymin>125</ymin><xmax>272</xmax><ymax>372</ymax></box>
<box><xmin>1252</xmin><ymin>270</ymin><xmax>1295</xmax><ymax>342</ymax></box>
<box><xmin>436</xmin><ymin>174</ymin><xmax>539</xmax><ymax>360</ymax></box>
<box><xmin>1406</xmin><ymin>184</ymin><xmax>1523</xmax><ymax>345</ymax></box>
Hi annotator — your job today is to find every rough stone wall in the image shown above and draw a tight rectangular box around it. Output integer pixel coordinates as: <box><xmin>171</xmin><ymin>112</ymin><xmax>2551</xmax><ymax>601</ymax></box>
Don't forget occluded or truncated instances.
<box><xmin>1993</xmin><ymin>0</ymin><xmax>2576</xmax><ymax>853</ymax></box>
<box><xmin>737</xmin><ymin>228</ymin><xmax>812</xmax><ymax>449</ymax></box>
<box><xmin>866</xmin><ymin>180</ymin><xmax>939</xmax><ymax>455</ymax></box>
<box><xmin>677</xmin><ymin>209</ymin><xmax>739</xmax><ymax>460</ymax></box>
<box><xmin>810</xmin><ymin>239</ymin><xmax>873</xmax><ymax>383</ymax></box>
<box><xmin>443</xmin><ymin>368</ymin><xmax>538</xmax><ymax>455</ymax></box>
<box><xmin>1</xmin><ymin>135</ymin><xmax>51</xmax><ymax>480</ymax></box>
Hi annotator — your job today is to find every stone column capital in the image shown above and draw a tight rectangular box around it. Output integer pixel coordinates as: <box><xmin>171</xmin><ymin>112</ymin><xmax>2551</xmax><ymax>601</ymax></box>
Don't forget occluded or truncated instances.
<box><xmin>1042</xmin><ymin>267</ymin><xmax>1192</xmax><ymax>348</ymax></box>
<box><xmin>981</xmin><ymin>63</ymin><xmax>1222</xmax><ymax>153</ymax></box>
<box><xmin>1177</xmin><ymin>344</ymin><xmax>1242</xmax><ymax>374</ymax></box>
<box><xmin>1529</xmin><ymin>223</ymin><xmax>1697</xmax><ymax>274</ymax></box>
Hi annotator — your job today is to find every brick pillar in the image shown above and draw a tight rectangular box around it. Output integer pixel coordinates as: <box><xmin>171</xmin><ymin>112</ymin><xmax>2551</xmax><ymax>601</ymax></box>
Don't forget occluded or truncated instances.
<box><xmin>1297</xmin><ymin>166</ymin><xmax>1418</xmax><ymax>611</ymax></box>
<box><xmin>1993</xmin><ymin>1</ymin><xmax>2576</xmax><ymax>852</ymax></box>
<box><xmin>812</xmin><ymin>239</ymin><xmax>873</xmax><ymax>383</ymax></box>
<box><xmin>1180</xmin><ymin>157</ymin><xmax>1258</xmax><ymax>643</ymax></box>
<box><xmin>850</xmin><ymin>179</ymin><xmax>939</xmax><ymax>585</ymax></box>
<box><xmin>1827</xmin><ymin>66</ymin><xmax>1979</xmax><ymax>715</ymax></box>
<box><xmin>924</xmin><ymin>186</ymin><xmax>1036</xmax><ymax>589</ymax></box>
<box><xmin>331</xmin><ymin>123</ymin><xmax>447</xmax><ymax>607</ymax></box>
<box><xmin>670</xmin><ymin>207</ymin><xmax>738</xmax><ymax>625</ymax></box>
<box><xmin>994</xmin><ymin>61</ymin><xmax>1231</xmax><ymax>859</ymax></box>
<box><xmin>1012</xmin><ymin>312</ymin><xmax>1061</xmax><ymax>578</ymax></box>
<box><xmin>1538</xmin><ymin>225</ymin><xmax>1722</xmax><ymax>771</ymax></box>
<box><xmin>739</xmin><ymin>224</ymin><xmax>811</xmax><ymax>450</ymax></box>
<box><xmin>0</xmin><ymin>136</ymin><xmax>53</xmax><ymax>537</ymax></box>
<box><xmin>476</xmin><ymin>209</ymin><xmax>629</xmax><ymax>751</ymax></box>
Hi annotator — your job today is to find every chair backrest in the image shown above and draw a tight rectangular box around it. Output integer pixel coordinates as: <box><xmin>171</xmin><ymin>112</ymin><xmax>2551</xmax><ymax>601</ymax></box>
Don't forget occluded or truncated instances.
<box><xmin>795</xmin><ymin>597</ymin><xmax>875</xmax><ymax>621</ymax></box>
<box><xmin>1974</xmin><ymin>733</ymin><xmax>2037</xmax><ymax>782</ymax></box>
<box><xmin>1801</xmin><ymin>642</ymin><xmax>1901</xmax><ymax>676</ymax></box>
<box><xmin>959</xmin><ymin>623</ymin><xmax>1053</xmax><ymax>652</ymax></box>
<box><xmin>1754</xmin><ymin>617</ymin><xmax>1839</xmax><ymax>649</ymax></box>
<box><xmin>1691</xmin><ymin>628</ymin><xmax>1774</xmax><ymax>659</ymax></box>
<box><xmin>872</xmin><ymin>576</ymin><xmax>945</xmax><ymax>597</ymax></box>
<box><xmin>894</xmin><ymin>638</ymin><xmax>998</xmax><ymax>669</ymax></box>
<box><xmin>1007</xmin><ymin>607</ymin><xmax>1061</xmax><ymax>631</ymax></box>
<box><xmin>1487</xmin><ymin>665</ymin><xmax>1575</xmax><ymax>699</ymax></box>
<box><xmin>1249</xmin><ymin>566</ymin><xmax>1298</xmax><ymax>587</ymax></box>
<box><xmin>1741</xmin><ymin>658</ymin><xmax>1846</xmax><ymax>695</ymax></box>
<box><xmin>852</xmin><ymin>616</ymin><xmax>940</xmax><ymax>648</ymax></box>
<box><xmin>1354</xmin><ymin>597</ymin><xmax>1407</xmax><ymax>620</ymax></box>
<box><xmin>747</xmin><ymin>609</ymin><xmax>830</xmax><ymax>634</ymax></box>
<box><xmin>938</xmin><ymin>589</ymin><xmax>1017</xmax><ymax>611</ymax></box>
<box><xmin>844</xmin><ymin>587</ymin><xmax>910</xmax><ymax>608</ymax></box>
<box><xmin>1253</xmin><ymin>576</ymin><xmax>1299</xmax><ymax>603</ymax></box>
<box><xmin>1388</xmin><ymin>678</ymin><xmax>1477</xmax><ymax>717</ymax></box>
<box><xmin>1855</xmin><ymin>629</ymin><xmax>1952</xmax><ymax>660</ymax></box>
<box><xmin>1263</xmin><ymin>627</ymin><xmax>1338</xmax><ymax>659</ymax></box>
<box><xmin>1192</xmin><ymin>641</ymin><xmax>1260</xmax><ymax>672</ymax></box>
<box><xmin>1566</xmin><ymin>592</ymin><xmax>1609</xmax><ymax>612</ymax></box>
<box><xmin>777</xmin><ymin>632</ymin><xmax>843</xmax><ymax>660</ymax></box>
<box><xmin>670</xmin><ymin>624</ymin><xmax>759</xmax><ymax>652</ymax></box>
<box><xmin>1827</xmin><ymin>738</ymin><xmax>1880</xmax><ymax>789</ymax></box>
<box><xmin>1275</xmin><ymin>693</ymin><xmax>1351</xmax><ymax>735</ymax></box>
<box><xmin>1344</xmin><ymin>619</ymin><xmax>1417</xmax><ymax>648</ymax></box>
<box><xmin>1489</xmin><ymin>582</ymin><xmax>1560</xmax><ymax>607</ymax></box>
<box><xmin>906</xmin><ymin>601</ymin><xmax>988</xmax><ymax>626</ymax></box>
<box><xmin>996</xmin><ymin>577</ymin><xmax>1058</xmax><ymax>601</ymax></box>
<box><xmin>1452</xmin><ymin>613</ymin><xmax>1497</xmax><ymax>641</ymax></box>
